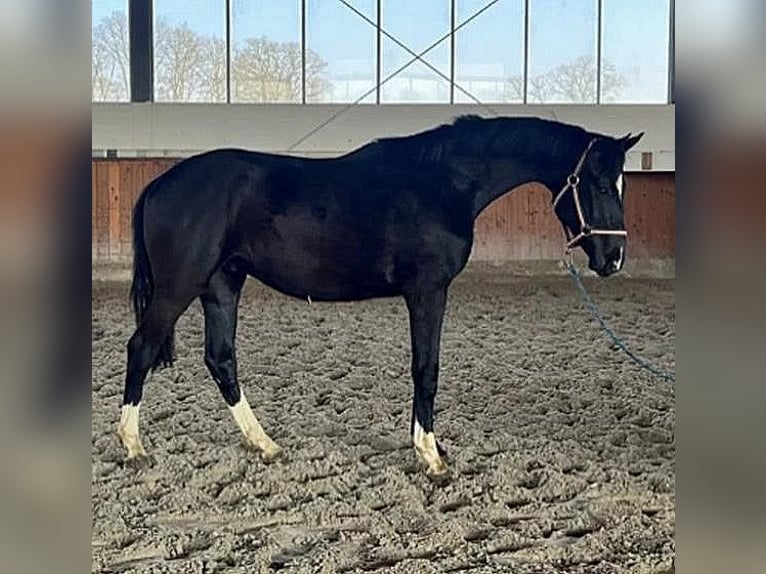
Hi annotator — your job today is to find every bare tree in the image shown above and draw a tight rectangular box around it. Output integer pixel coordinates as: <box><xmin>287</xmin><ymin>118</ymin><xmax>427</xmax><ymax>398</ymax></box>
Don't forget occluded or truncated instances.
<box><xmin>501</xmin><ymin>56</ymin><xmax>625</xmax><ymax>103</ymax></box>
<box><xmin>305</xmin><ymin>49</ymin><xmax>331</xmax><ymax>102</ymax></box>
<box><xmin>232</xmin><ymin>37</ymin><xmax>328</xmax><ymax>103</ymax></box>
<box><xmin>598</xmin><ymin>59</ymin><xmax>627</xmax><ymax>103</ymax></box>
<box><xmin>154</xmin><ymin>19</ymin><xmax>226</xmax><ymax>102</ymax></box>
<box><xmin>92</xmin><ymin>40</ymin><xmax>115</xmax><ymax>101</ymax></box>
<box><xmin>545</xmin><ymin>55</ymin><xmax>626</xmax><ymax>102</ymax></box>
<box><xmin>502</xmin><ymin>76</ymin><xmax>524</xmax><ymax>102</ymax></box>
<box><xmin>92</xmin><ymin>11</ymin><xmax>130</xmax><ymax>101</ymax></box>
<box><xmin>527</xmin><ymin>73</ymin><xmax>553</xmax><ymax>103</ymax></box>
<box><xmin>198</xmin><ymin>37</ymin><xmax>227</xmax><ymax>103</ymax></box>
<box><xmin>138</xmin><ymin>19</ymin><xmax>327</xmax><ymax>103</ymax></box>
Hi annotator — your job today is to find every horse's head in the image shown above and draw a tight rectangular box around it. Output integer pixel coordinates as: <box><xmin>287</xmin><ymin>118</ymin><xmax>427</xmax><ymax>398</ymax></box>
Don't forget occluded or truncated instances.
<box><xmin>552</xmin><ymin>132</ymin><xmax>643</xmax><ymax>277</ymax></box>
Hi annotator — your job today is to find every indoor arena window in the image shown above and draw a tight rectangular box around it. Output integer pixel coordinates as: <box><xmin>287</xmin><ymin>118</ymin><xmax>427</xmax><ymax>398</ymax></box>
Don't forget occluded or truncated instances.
<box><xmin>601</xmin><ymin>0</ymin><xmax>671</xmax><ymax>103</ymax></box>
<box><xmin>95</xmin><ymin>0</ymin><xmax>674</xmax><ymax>105</ymax></box>
<box><xmin>92</xmin><ymin>0</ymin><xmax>130</xmax><ymax>102</ymax></box>
<box><xmin>306</xmin><ymin>0</ymin><xmax>377</xmax><ymax>104</ymax></box>
<box><xmin>230</xmin><ymin>0</ymin><xmax>303</xmax><ymax>103</ymax></box>
<box><xmin>380</xmin><ymin>0</ymin><xmax>451</xmax><ymax>103</ymax></box>
<box><xmin>454</xmin><ymin>0</ymin><xmax>525</xmax><ymax>103</ymax></box>
<box><xmin>153</xmin><ymin>0</ymin><xmax>227</xmax><ymax>102</ymax></box>
<box><xmin>528</xmin><ymin>0</ymin><xmax>599</xmax><ymax>103</ymax></box>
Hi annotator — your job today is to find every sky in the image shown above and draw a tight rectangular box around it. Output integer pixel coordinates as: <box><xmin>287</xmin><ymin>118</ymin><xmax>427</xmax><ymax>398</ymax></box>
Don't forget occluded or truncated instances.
<box><xmin>92</xmin><ymin>0</ymin><xmax>671</xmax><ymax>102</ymax></box>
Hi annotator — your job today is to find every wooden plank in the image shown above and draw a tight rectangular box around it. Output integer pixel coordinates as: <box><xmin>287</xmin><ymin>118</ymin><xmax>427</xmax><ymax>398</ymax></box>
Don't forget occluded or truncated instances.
<box><xmin>523</xmin><ymin>186</ymin><xmax>535</xmax><ymax>260</ymax></box>
<box><xmin>533</xmin><ymin>185</ymin><xmax>547</xmax><ymax>258</ymax></box>
<box><xmin>664</xmin><ymin>178</ymin><xmax>676</xmax><ymax>258</ymax></box>
<box><xmin>541</xmin><ymin>183</ymin><xmax>561</xmax><ymax>258</ymax></box>
<box><xmin>493</xmin><ymin>194</ymin><xmax>509</xmax><ymax>261</ymax></box>
<box><xmin>95</xmin><ymin>161</ymin><xmax>110</xmax><ymax>262</ymax></box>
<box><xmin>108</xmin><ymin>162</ymin><xmax>121</xmax><ymax>261</ymax></box>
<box><xmin>624</xmin><ymin>176</ymin><xmax>639</xmax><ymax>259</ymax></box>
<box><xmin>513</xmin><ymin>188</ymin><xmax>526</xmax><ymax>259</ymax></box>
<box><xmin>531</xmin><ymin>185</ymin><xmax>547</xmax><ymax>259</ymax></box>
<box><xmin>659</xmin><ymin>177</ymin><xmax>675</xmax><ymax>259</ymax></box>
<box><xmin>119</xmin><ymin>162</ymin><xmax>134</xmax><ymax>259</ymax></box>
<box><xmin>513</xmin><ymin>189</ymin><xmax>526</xmax><ymax>259</ymax></box>
<box><xmin>91</xmin><ymin>162</ymin><xmax>97</xmax><ymax>258</ymax></box>
<box><xmin>627</xmin><ymin>175</ymin><xmax>650</xmax><ymax>260</ymax></box>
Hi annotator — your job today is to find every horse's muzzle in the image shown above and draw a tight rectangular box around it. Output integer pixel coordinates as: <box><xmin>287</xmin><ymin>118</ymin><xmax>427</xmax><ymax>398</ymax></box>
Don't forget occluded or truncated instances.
<box><xmin>591</xmin><ymin>246</ymin><xmax>625</xmax><ymax>277</ymax></box>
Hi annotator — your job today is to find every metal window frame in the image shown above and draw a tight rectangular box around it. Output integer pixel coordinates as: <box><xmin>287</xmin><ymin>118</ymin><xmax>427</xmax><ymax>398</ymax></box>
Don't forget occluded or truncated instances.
<box><xmin>301</xmin><ymin>0</ymin><xmax>307</xmax><ymax>103</ymax></box>
<box><xmin>226</xmin><ymin>0</ymin><xmax>232</xmax><ymax>103</ymax></box>
<box><xmin>122</xmin><ymin>0</ymin><xmax>675</xmax><ymax>106</ymax></box>
<box><xmin>449</xmin><ymin>0</ymin><xmax>456</xmax><ymax>104</ymax></box>
<box><xmin>668</xmin><ymin>0</ymin><xmax>675</xmax><ymax>104</ymax></box>
<box><xmin>596</xmin><ymin>0</ymin><xmax>602</xmax><ymax>104</ymax></box>
<box><xmin>523</xmin><ymin>0</ymin><xmax>529</xmax><ymax>103</ymax></box>
<box><xmin>129</xmin><ymin>0</ymin><xmax>153</xmax><ymax>102</ymax></box>
<box><xmin>377</xmin><ymin>0</ymin><xmax>382</xmax><ymax>103</ymax></box>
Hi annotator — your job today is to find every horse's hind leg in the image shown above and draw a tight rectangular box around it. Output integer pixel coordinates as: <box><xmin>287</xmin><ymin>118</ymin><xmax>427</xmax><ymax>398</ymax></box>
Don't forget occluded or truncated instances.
<box><xmin>119</xmin><ymin>292</ymin><xmax>192</xmax><ymax>463</ymax></box>
<box><xmin>201</xmin><ymin>266</ymin><xmax>282</xmax><ymax>461</ymax></box>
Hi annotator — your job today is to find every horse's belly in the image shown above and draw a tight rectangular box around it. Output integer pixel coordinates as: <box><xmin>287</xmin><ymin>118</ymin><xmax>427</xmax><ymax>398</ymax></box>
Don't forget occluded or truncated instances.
<box><xmin>250</xmin><ymin>249</ymin><xmax>398</xmax><ymax>302</ymax></box>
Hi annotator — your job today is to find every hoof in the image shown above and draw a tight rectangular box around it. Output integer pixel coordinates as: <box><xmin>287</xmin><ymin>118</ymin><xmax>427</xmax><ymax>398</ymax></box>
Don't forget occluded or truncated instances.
<box><xmin>426</xmin><ymin>466</ymin><xmax>451</xmax><ymax>485</ymax></box>
<box><xmin>125</xmin><ymin>453</ymin><xmax>154</xmax><ymax>470</ymax></box>
<box><xmin>436</xmin><ymin>441</ymin><xmax>449</xmax><ymax>459</ymax></box>
<box><xmin>261</xmin><ymin>444</ymin><xmax>283</xmax><ymax>463</ymax></box>
<box><xmin>425</xmin><ymin>455</ymin><xmax>450</xmax><ymax>484</ymax></box>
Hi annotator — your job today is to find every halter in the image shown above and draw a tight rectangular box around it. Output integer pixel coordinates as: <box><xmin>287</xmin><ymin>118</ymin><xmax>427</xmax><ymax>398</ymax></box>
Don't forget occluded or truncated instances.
<box><xmin>552</xmin><ymin>138</ymin><xmax>628</xmax><ymax>252</ymax></box>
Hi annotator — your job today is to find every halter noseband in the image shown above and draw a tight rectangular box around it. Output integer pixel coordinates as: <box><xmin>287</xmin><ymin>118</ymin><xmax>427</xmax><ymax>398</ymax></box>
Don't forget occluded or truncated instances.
<box><xmin>552</xmin><ymin>138</ymin><xmax>628</xmax><ymax>251</ymax></box>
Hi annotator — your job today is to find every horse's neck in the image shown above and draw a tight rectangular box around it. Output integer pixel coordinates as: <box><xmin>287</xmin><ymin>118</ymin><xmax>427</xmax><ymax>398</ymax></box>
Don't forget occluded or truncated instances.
<box><xmin>469</xmin><ymin>157</ymin><xmax>560</xmax><ymax>220</ymax></box>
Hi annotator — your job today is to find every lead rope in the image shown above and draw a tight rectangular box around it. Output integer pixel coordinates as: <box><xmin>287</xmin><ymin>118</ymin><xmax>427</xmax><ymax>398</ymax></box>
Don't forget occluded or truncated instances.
<box><xmin>564</xmin><ymin>256</ymin><xmax>676</xmax><ymax>383</ymax></box>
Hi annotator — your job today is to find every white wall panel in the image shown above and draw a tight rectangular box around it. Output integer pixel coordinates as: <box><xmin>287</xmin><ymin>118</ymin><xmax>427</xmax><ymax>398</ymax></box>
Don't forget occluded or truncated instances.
<box><xmin>92</xmin><ymin>103</ymin><xmax>674</xmax><ymax>172</ymax></box>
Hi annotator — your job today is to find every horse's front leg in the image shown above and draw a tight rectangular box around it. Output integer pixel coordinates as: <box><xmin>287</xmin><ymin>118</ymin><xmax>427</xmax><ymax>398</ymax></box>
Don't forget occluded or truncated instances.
<box><xmin>404</xmin><ymin>285</ymin><xmax>449</xmax><ymax>479</ymax></box>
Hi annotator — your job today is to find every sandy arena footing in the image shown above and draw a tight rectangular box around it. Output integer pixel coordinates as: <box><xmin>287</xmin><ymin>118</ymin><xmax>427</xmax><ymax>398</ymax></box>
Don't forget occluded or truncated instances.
<box><xmin>92</xmin><ymin>270</ymin><xmax>675</xmax><ymax>573</ymax></box>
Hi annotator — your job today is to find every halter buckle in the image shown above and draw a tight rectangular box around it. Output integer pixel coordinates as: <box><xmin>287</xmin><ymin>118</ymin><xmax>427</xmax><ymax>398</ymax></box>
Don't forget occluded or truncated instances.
<box><xmin>567</xmin><ymin>174</ymin><xmax>579</xmax><ymax>187</ymax></box>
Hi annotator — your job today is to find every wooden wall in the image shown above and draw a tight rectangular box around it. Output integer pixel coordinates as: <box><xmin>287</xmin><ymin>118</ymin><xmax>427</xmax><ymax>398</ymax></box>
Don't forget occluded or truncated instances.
<box><xmin>91</xmin><ymin>159</ymin><xmax>674</xmax><ymax>264</ymax></box>
<box><xmin>92</xmin><ymin>159</ymin><xmax>178</xmax><ymax>262</ymax></box>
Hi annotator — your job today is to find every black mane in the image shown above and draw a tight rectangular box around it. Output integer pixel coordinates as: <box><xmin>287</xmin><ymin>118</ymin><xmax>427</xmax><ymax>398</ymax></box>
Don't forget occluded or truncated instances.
<box><xmin>346</xmin><ymin>115</ymin><xmax>596</xmax><ymax>167</ymax></box>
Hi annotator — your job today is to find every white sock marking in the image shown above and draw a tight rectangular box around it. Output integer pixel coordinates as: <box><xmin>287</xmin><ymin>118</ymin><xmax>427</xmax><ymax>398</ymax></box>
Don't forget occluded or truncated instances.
<box><xmin>118</xmin><ymin>403</ymin><xmax>146</xmax><ymax>459</ymax></box>
<box><xmin>413</xmin><ymin>419</ymin><xmax>447</xmax><ymax>475</ymax></box>
<box><xmin>229</xmin><ymin>393</ymin><xmax>281</xmax><ymax>458</ymax></box>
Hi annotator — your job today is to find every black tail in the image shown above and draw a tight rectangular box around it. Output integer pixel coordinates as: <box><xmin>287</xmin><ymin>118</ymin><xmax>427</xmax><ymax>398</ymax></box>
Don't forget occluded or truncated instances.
<box><xmin>130</xmin><ymin>189</ymin><xmax>175</xmax><ymax>370</ymax></box>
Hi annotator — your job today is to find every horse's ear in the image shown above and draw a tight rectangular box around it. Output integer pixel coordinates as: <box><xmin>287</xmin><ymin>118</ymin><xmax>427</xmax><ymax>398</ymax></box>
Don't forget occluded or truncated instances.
<box><xmin>621</xmin><ymin>132</ymin><xmax>644</xmax><ymax>151</ymax></box>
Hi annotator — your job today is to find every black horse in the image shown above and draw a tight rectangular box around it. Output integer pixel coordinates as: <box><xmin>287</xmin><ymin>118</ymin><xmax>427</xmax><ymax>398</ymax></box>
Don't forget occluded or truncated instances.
<box><xmin>118</xmin><ymin>115</ymin><xmax>642</xmax><ymax>478</ymax></box>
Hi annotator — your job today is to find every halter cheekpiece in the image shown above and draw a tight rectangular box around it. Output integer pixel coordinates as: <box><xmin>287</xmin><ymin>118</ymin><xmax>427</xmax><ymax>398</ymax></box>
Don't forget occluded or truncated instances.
<box><xmin>552</xmin><ymin>138</ymin><xmax>628</xmax><ymax>251</ymax></box>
